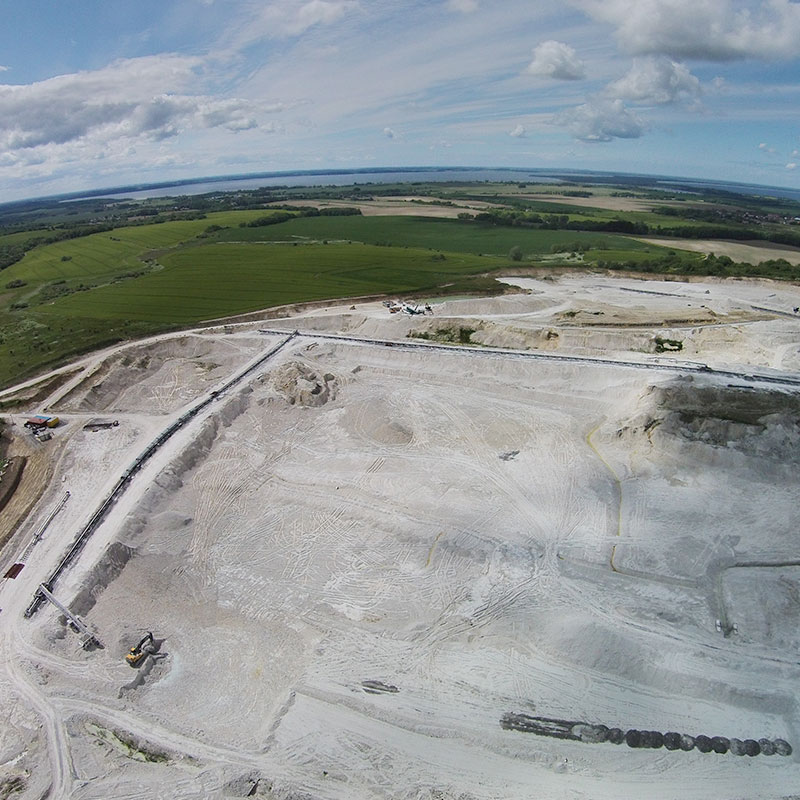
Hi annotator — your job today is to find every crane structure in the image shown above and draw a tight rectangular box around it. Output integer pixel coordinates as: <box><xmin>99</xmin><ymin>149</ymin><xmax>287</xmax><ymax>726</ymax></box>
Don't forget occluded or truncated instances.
<box><xmin>37</xmin><ymin>583</ymin><xmax>101</xmax><ymax>649</ymax></box>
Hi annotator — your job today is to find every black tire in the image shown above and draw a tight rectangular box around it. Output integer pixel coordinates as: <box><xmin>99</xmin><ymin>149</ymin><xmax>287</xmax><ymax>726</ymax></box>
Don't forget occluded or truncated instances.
<box><xmin>607</xmin><ymin>728</ymin><xmax>624</xmax><ymax>745</ymax></box>
<box><xmin>625</xmin><ymin>729</ymin><xmax>642</xmax><ymax>748</ymax></box>
<box><xmin>758</xmin><ymin>738</ymin><xmax>775</xmax><ymax>756</ymax></box>
<box><xmin>743</xmin><ymin>739</ymin><xmax>760</xmax><ymax>757</ymax></box>
<box><xmin>711</xmin><ymin>736</ymin><xmax>729</xmax><ymax>754</ymax></box>
<box><xmin>773</xmin><ymin>739</ymin><xmax>792</xmax><ymax>757</ymax></box>
<box><xmin>592</xmin><ymin>725</ymin><xmax>609</xmax><ymax>743</ymax></box>
<box><xmin>729</xmin><ymin>738</ymin><xmax>745</xmax><ymax>756</ymax></box>
<box><xmin>663</xmin><ymin>732</ymin><xmax>681</xmax><ymax>751</ymax></box>
<box><xmin>648</xmin><ymin>731</ymin><xmax>664</xmax><ymax>749</ymax></box>
<box><xmin>695</xmin><ymin>735</ymin><xmax>712</xmax><ymax>753</ymax></box>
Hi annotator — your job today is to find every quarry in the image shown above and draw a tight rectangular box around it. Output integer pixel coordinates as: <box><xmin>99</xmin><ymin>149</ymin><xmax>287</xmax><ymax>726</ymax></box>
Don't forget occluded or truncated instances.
<box><xmin>1</xmin><ymin>272</ymin><xmax>800</xmax><ymax>799</ymax></box>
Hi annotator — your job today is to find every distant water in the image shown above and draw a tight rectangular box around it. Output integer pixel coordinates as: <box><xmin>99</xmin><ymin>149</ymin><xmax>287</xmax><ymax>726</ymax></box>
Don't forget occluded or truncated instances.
<box><xmin>657</xmin><ymin>179</ymin><xmax>800</xmax><ymax>203</ymax></box>
<box><xmin>73</xmin><ymin>167</ymin><xmax>799</xmax><ymax>204</ymax></box>
<box><xmin>93</xmin><ymin>168</ymin><xmax>560</xmax><ymax>201</ymax></box>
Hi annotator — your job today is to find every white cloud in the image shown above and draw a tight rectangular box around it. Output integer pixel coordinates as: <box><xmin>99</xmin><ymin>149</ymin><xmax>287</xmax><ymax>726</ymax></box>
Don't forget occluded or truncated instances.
<box><xmin>225</xmin><ymin>0</ymin><xmax>357</xmax><ymax>47</ymax></box>
<box><xmin>4</xmin><ymin>0</ymin><xmax>800</xmax><ymax>199</ymax></box>
<box><xmin>786</xmin><ymin>162</ymin><xmax>797</xmax><ymax>170</ymax></box>
<box><xmin>447</xmin><ymin>0</ymin><xmax>479</xmax><ymax>12</ymax></box>
<box><xmin>758</xmin><ymin>142</ymin><xmax>776</xmax><ymax>153</ymax></box>
<box><xmin>556</xmin><ymin>98</ymin><xmax>645</xmax><ymax>141</ymax></box>
<box><xmin>0</xmin><ymin>55</ymin><xmax>268</xmax><ymax>157</ymax></box>
<box><xmin>607</xmin><ymin>57</ymin><xmax>700</xmax><ymax>105</ymax></box>
<box><xmin>574</xmin><ymin>0</ymin><xmax>800</xmax><ymax>61</ymax></box>
<box><xmin>0</xmin><ymin>65</ymin><xmax>9</xmax><ymax>73</ymax></box>
<box><xmin>526</xmin><ymin>40</ymin><xmax>586</xmax><ymax>80</ymax></box>
<box><xmin>292</xmin><ymin>0</ymin><xmax>353</xmax><ymax>33</ymax></box>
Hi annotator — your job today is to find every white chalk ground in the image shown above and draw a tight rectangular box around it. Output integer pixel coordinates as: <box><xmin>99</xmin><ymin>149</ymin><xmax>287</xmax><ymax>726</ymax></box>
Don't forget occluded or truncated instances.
<box><xmin>1</xmin><ymin>273</ymin><xmax>800</xmax><ymax>799</ymax></box>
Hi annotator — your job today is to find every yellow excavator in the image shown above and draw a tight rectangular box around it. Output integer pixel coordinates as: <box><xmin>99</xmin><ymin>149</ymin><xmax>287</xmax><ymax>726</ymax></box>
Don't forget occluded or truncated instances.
<box><xmin>125</xmin><ymin>632</ymin><xmax>154</xmax><ymax>666</ymax></box>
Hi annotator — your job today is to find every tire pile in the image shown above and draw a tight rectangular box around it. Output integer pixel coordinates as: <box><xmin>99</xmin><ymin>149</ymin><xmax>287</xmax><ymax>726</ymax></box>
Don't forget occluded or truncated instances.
<box><xmin>501</xmin><ymin>713</ymin><xmax>792</xmax><ymax>757</ymax></box>
<box><xmin>576</xmin><ymin>724</ymin><xmax>791</xmax><ymax>757</ymax></box>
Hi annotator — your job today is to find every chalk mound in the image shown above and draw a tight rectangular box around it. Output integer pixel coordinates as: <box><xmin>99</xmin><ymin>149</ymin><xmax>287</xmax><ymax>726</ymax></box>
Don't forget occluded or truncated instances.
<box><xmin>371</xmin><ymin>420</ymin><xmax>413</xmax><ymax>445</ymax></box>
<box><xmin>272</xmin><ymin>361</ymin><xmax>338</xmax><ymax>407</ymax></box>
<box><xmin>621</xmin><ymin>377</ymin><xmax>800</xmax><ymax>464</ymax></box>
<box><xmin>71</xmin><ymin>541</ymin><xmax>135</xmax><ymax>618</ymax></box>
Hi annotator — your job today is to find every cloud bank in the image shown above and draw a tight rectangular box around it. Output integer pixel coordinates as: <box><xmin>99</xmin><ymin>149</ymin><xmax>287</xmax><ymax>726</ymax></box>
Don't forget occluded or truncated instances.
<box><xmin>2</xmin><ymin>0</ymin><xmax>799</xmax><ymax>198</ymax></box>
<box><xmin>0</xmin><ymin>55</ymin><xmax>266</xmax><ymax>159</ymax></box>
<box><xmin>575</xmin><ymin>0</ymin><xmax>800</xmax><ymax>60</ymax></box>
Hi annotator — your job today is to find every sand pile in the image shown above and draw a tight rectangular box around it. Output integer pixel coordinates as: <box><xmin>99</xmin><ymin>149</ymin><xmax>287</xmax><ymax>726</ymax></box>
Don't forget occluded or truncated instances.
<box><xmin>624</xmin><ymin>377</ymin><xmax>800</xmax><ymax>465</ymax></box>
<box><xmin>272</xmin><ymin>361</ymin><xmax>338</xmax><ymax>407</ymax></box>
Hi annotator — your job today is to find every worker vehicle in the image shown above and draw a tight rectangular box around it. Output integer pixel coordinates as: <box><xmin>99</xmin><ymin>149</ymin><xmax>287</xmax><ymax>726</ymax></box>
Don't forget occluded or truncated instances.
<box><xmin>126</xmin><ymin>632</ymin><xmax>154</xmax><ymax>666</ymax></box>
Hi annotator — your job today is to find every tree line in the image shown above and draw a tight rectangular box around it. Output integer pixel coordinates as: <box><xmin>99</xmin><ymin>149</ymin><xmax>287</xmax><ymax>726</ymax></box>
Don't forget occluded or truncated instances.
<box><xmin>462</xmin><ymin>208</ymin><xmax>800</xmax><ymax>248</ymax></box>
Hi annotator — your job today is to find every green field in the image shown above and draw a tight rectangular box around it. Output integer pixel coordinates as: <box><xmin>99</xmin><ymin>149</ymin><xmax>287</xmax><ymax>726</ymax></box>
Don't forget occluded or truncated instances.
<box><xmin>0</xmin><ymin>208</ymin><xmax>700</xmax><ymax>389</ymax></box>
<box><xmin>0</xmin><ymin>211</ymin><xmax>283</xmax><ymax>385</ymax></box>
<box><xmin>0</xmin><ymin>225</ymin><xmax>515</xmax><ymax>386</ymax></box>
<box><xmin>212</xmin><ymin>215</ymin><xmax>658</xmax><ymax>254</ymax></box>
<box><xmin>0</xmin><ymin>230</ymin><xmax>51</xmax><ymax>247</ymax></box>
<box><xmin>2</xmin><ymin>210</ymin><xmax>272</xmax><ymax>287</ymax></box>
<box><xmin>39</xmin><ymin>242</ymin><xmax>501</xmax><ymax>323</ymax></box>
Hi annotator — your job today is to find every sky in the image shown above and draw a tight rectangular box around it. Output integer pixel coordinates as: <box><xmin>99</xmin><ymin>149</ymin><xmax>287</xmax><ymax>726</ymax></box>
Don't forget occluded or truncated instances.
<box><xmin>1</xmin><ymin>0</ymin><xmax>799</xmax><ymax>202</ymax></box>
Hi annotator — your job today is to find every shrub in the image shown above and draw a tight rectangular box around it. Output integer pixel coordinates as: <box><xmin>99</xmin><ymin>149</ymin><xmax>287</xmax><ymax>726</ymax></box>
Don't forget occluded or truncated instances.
<box><xmin>654</xmin><ymin>336</ymin><xmax>683</xmax><ymax>352</ymax></box>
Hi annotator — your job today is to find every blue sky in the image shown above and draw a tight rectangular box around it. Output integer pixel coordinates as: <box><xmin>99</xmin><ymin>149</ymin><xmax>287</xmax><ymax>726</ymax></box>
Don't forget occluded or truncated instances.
<box><xmin>1</xmin><ymin>0</ymin><xmax>799</xmax><ymax>201</ymax></box>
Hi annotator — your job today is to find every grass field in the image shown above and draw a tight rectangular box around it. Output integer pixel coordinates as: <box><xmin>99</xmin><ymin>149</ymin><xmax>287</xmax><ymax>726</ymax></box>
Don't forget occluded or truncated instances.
<box><xmin>2</xmin><ymin>210</ymin><xmax>272</xmax><ymax>288</ymax></box>
<box><xmin>211</xmin><ymin>215</ymin><xmax>659</xmax><ymax>255</ymax></box>
<box><xmin>0</xmin><ymin>233</ymin><xmax>508</xmax><ymax>386</ymax></box>
<box><xmin>0</xmin><ymin>230</ymin><xmax>52</xmax><ymax>247</ymax></box>
<box><xmin>0</xmin><ymin>210</ymin><xmax>689</xmax><ymax>389</ymax></box>
<box><xmin>0</xmin><ymin>211</ymin><xmax>284</xmax><ymax>386</ymax></box>
<box><xmin>39</xmin><ymin>243</ymin><xmax>501</xmax><ymax>323</ymax></box>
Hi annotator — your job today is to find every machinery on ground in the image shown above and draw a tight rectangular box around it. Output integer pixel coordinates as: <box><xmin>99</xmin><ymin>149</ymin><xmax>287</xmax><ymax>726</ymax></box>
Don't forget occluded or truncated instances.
<box><xmin>125</xmin><ymin>632</ymin><xmax>154</xmax><ymax>666</ymax></box>
<box><xmin>24</xmin><ymin>415</ymin><xmax>60</xmax><ymax>429</ymax></box>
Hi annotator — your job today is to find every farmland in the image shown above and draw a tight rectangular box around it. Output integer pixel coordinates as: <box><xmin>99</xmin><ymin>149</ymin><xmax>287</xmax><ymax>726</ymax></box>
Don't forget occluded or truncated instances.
<box><xmin>0</xmin><ymin>210</ymin><xmax>289</xmax><ymax>385</ymax></box>
<box><xmin>211</xmin><ymin>214</ymin><xmax>658</xmax><ymax>254</ymax></box>
<box><xmin>37</xmin><ymin>243</ymin><xmax>500</xmax><ymax>323</ymax></box>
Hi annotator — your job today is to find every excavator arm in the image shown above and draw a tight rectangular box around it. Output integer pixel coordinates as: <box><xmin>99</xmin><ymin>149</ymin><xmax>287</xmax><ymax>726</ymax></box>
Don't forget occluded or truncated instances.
<box><xmin>125</xmin><ymin>632</ymin><xmax>154</xmax><ymax>665</ymax></box>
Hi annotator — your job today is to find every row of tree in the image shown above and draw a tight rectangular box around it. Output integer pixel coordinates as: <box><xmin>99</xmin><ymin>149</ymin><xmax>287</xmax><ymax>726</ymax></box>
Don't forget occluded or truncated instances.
<box><xmin>464</xmin><ymin>208</ymin><xmax>800</xmax><ymax>247</ymax></box>
<box><xmin>237</xmin><ymin>206</ymin><xmax>363</xmax><ymax>228</ymax></box>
